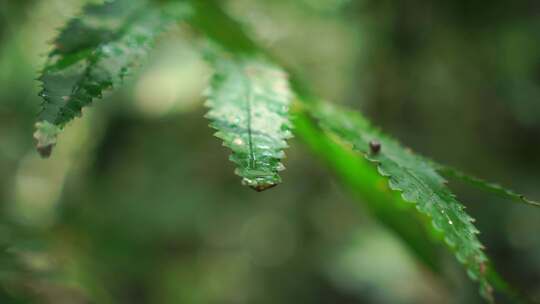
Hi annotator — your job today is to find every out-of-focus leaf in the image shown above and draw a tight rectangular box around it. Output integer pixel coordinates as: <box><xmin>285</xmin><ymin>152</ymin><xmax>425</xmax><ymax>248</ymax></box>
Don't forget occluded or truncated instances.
<box><xmin>35</xmin><ymin>0</ymin><xmax>191</xmax><ymax>157</ymax></box>
<box><xmin>205</xmin><ymin>52</ymin><xmax>293</xmax><ymax>191</ymax></box>
<box><xmin>434</xmin><ymin>164</ymin><xmax>540</xmax><ymax>208</ymax></box>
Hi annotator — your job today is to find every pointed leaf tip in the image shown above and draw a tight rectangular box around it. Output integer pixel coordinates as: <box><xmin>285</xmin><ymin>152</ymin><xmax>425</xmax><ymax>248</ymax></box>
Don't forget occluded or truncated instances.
<box><xmin>242</xmin><ymin>177</ymin><xmax>279</xmax><ymax>192</ymax></box>
<box><xmin>251</xmin><ymin>183</ymin><xmax>278</xmax><ymax>192</ymax></box>
<box><xmin>34</xmin><ymin>121</ymin><xmax>60</xmax><ymax>158</ymax></box>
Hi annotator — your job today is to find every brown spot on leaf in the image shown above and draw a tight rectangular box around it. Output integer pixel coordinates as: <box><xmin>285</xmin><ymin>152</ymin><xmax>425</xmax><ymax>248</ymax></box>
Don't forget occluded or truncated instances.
<box><xmin>37</xmin><ymin>144</ymin><xmax>54</xmax><ymax>158</ymax></box>
<box><xmin>251</xmin><ymin>183</ymin><xmax>278</xmax><ymax>192</ymax></box>
<box><xmin>480</xmin><ymin>263</ymin><xmax>487</xmax><ymax>275</ymax></box>
<box><xmin>34</xmin><ymin>121</ymin><xmax>60</xmax><ymax>158</ymax></box>
<box><xmin>369</xmin><ymin>140</ymin><xmax>381</xmax><ymax>154</ymax></box>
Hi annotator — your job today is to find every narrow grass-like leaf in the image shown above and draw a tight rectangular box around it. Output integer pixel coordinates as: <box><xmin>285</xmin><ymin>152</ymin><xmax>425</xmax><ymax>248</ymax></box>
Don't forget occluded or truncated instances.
<box><xmin>205</xmin><ymin>53</ymin><xmax>293</xmax><ymax>191</ymax></box>
<box><xmin>35</xmin><ymin>0</ymin><xmax>190</xmax><ymax>157</ymax></box>
<box><xmin>434</xmin><ymin>164</ymin><xmax>540</xmax><ymax>208</ymax></box>
<box><xmin>310</xmin><ymin>101</ymin><xmax>495</xmax><ymax>301</ymax></box>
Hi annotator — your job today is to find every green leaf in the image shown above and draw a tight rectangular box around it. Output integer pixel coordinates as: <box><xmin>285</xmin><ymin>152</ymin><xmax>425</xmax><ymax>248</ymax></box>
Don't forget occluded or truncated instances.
<box><xmin>205</xmin><ymin>53</ymin><xmax>293</xmax><ymax>191</ymax></box>
<box><xmin>187</xmin><ymin>0</ymin><xmax>258</xmax><ymax>55</ymax></box>
<box><xmin>310</xmin><ymin>101</ymin><xmax>495</xmax><ymax>301</ymax></box>
<box><xmin>434</xmin><ymin>164</ymin><xmax>540</xmax><ymax>208</ymax></box>
<box><xmin>35</xmin><ymin>0</ymin><xmax>190</xmax><ymax>157</ymax></box>
<box><xmin>293</xmin><ymin>112</ymin><xmax>445</xmax><ymax>272</ymax></box>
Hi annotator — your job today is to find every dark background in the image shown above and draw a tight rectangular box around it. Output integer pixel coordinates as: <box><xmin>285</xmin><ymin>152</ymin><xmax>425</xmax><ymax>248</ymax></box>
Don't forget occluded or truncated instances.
<box><xmin>0</xmin><ymin>0</ymin><xmax>539</xmax><ymax>303</ymax></box>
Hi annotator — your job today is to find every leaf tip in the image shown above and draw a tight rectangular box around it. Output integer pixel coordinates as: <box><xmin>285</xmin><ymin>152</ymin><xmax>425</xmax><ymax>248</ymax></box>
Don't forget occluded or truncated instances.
<box><xmin>242</xmin><ymin>176</ymin><xmax>279</xmax><ymax>192</ymax></box>
<box><xmin>34</xmin><ymin>121</ymin><xmax>60</xmax><ymax>158</ymax></box>
<box><xmin>250</xmin><ymin>183</ymin><xmax>278</xmax><ymax>192</ymax></box>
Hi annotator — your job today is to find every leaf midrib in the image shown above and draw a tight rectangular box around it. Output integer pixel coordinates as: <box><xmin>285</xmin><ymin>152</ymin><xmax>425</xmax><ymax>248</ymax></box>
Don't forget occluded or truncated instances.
<box><xmin>239</xmin><ymin>62</ymin><xmax>256</xmax><ymax>169</ymax></box>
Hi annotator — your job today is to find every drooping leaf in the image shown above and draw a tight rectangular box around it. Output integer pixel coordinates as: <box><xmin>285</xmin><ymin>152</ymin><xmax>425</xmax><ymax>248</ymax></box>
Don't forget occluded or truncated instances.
<box><xmin>310</xmin><ymin>101</ymin><xmax>495</xmax><ymax>301</ymax></box>
<box><xmin>205</xmin><ymin>53</ymin><xmax>293</xmax><ymax>191</ymax></box>
<box><xmin>35</xmin><ymin>0</ymin><xmax>191</xmax><ymax>157</ymax></box>
<box><xmin>293</xmin><ymin>112</ymin><xmax>445</xmax><ymax>272</ymax></box>
<box><xmin>434</xmin><ymin>164</ymin><xmax>540</xmax><ymax>208</ymax></box>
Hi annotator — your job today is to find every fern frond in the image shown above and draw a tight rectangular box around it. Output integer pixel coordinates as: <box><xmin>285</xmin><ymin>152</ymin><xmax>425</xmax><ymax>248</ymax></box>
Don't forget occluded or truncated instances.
<box><xmin>35</xmin><ymin>0</ymin><xmax>191</xmax><ymax>157</ymax></box>
<box><xmin>205</xmin><ymin>53</ymin><xmax>293</xmax><ymax>191</ymax></box>
<box><xmin>434</xmin><ymin>164</ymin><xmax>540</xmax><ymax>208</ymax></box>
<box><xmin>311</xmin><ymin>101</ymin><xmax>495</xmax><ymax>301</ymax></box>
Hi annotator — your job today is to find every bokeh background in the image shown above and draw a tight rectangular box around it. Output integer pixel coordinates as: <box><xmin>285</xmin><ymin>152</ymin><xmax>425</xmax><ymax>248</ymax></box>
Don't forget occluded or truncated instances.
<box><xmin>1</xmin><ymin>0</ymin><xmax>539</xmax><ymax>303</ymax></box>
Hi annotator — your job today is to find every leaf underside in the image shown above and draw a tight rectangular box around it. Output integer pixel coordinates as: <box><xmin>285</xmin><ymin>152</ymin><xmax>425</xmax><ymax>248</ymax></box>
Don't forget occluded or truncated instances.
<box><xmin>205</xmin><ymin>54</ymin><xmax>293</xmax><ymax>191</ymax></box>
<box><xmin>311</xmin><ymin>102</ymin><xmax>494</xmax><ymax>301</ymax></box>
<box><xmin>35</xmin><ymin>0</ymin><xmax>190</xmax><ymax>157</ymax></box>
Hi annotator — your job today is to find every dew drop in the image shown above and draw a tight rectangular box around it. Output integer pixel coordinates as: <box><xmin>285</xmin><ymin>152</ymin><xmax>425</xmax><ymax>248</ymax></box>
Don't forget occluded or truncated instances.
<box><xmin>233</xmin><ymin>138</ymin><xmax>244</xmax><ymax>146</ymax></box>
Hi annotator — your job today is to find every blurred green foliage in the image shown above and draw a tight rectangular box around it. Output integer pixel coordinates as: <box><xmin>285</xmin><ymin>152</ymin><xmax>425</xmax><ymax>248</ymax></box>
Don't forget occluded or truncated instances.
<box><xmin>0</xmin><ymin>0</ymin><xmax>539</xmax><ymax>303</ymax></box>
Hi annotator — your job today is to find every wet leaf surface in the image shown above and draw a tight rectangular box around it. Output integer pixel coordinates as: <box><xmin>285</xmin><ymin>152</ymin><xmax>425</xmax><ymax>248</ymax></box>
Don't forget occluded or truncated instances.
<box><xmin>205</xmin><ymin>53</ymin><xmax>293</xmax><ymax>190</ymax></box>
<box><xmin>311</xmin><ymin>102</ymin><xmax>495</xmax><ymax>302</ymax></box>
<box><xmin>36</xmin><ymin>0</ymin><xmax>191</xmax><ymax>157</ymax></box>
